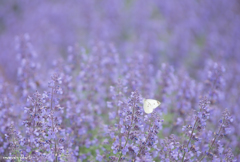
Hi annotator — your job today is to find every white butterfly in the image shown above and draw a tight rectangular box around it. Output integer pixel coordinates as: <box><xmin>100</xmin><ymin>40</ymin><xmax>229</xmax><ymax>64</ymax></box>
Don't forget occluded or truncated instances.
<box><xmin>143</xmin><ymin>99</ymin><xmax>161</xmax><ymax>114</ymax></box>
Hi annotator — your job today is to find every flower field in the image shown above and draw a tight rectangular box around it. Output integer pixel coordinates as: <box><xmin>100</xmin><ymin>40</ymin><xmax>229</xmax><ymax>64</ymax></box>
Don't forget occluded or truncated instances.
<box><xmin>0</xmin><ymin>0</ymin><xmax>240</xmax><ymax>161</ymax></box>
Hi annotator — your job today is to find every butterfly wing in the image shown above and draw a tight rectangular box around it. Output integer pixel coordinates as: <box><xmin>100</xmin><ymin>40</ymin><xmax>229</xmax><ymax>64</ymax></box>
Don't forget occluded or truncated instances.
<box><xmin>143</xmin><ymin>99</ymin><xmax>154</xmax><ymax>114</ymax></box>
<box><xmin>143</xmin><ymin>99</ymin><xmax>161</xmax><ymax>114</ymax></box>
<box><xmin>147</xmin><ymin>99</ymin><xmax>161</xmax><ymax>109</ymax></box>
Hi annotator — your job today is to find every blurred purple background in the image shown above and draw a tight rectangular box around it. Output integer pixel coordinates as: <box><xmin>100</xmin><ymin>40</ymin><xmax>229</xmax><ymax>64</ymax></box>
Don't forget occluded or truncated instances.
<box><xmin>1</xmin><ymin>0</ymin><xmax>239</xmax><ymax>81</ymax></box>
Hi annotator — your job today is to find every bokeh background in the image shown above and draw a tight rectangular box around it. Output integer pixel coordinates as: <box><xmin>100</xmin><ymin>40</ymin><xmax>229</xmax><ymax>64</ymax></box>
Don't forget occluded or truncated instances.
<box><xmin>1</xmin><ymin>0</ymin><xmax>239</xmax><ymax>81</ymax></box>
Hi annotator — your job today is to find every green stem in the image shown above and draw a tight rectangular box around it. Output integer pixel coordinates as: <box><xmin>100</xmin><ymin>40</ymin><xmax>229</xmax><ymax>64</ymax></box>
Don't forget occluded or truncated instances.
<box><xmin>55</xmin><ymin>142</ymin><xmax>58</xmax><ymax>162</ymax></box>
<box><xmin>181</xmin><ymin>118</ymin><xmax>198</xmax><ymax>162</ymax></box>
<box><xmin>117</xmin><ymin>101</ymin><xmax>135</xmax><ymax>162</ymax></box>
<box><xmin>135</xmin><ymin>123</ymin><xmax>153</xmax><ymax>159</ymax></box>
<box><xmin>50</xmin><ymin>87</ymin><xmax>58</xmax><ymax>162</ymax></box>
<box><xmin>33</xmin><ymin>99</ymin><xmax>37</xmax><ymax>132</ymax></box>
<box><xmin>117</xmin><ymin>84</ymin><xmax>121</xmax><ymax>145</ymax></box>
<box><xmin>199</xmin><ymin>118</ymin><xmax>224</xmax><ymax>162</ymax></box>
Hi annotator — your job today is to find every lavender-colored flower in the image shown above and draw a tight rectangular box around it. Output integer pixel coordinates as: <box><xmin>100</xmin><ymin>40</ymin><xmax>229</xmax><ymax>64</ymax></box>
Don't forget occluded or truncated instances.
<box><xmin>1</xmin><ymin>1</ymin><xmax>240</xmax><ymax>161</ymax></box>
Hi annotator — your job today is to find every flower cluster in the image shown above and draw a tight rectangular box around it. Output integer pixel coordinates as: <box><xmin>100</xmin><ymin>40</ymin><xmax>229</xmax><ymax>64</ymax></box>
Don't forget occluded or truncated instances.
<box><xmin>4</xmin><ymin>74</ymin><xmax>69</xmax><ymax>162</ymax></box>
<box><xmin>106</xmin><ymin>91</ymin><xmax>163</xmax><ymax>161</ymax></box>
